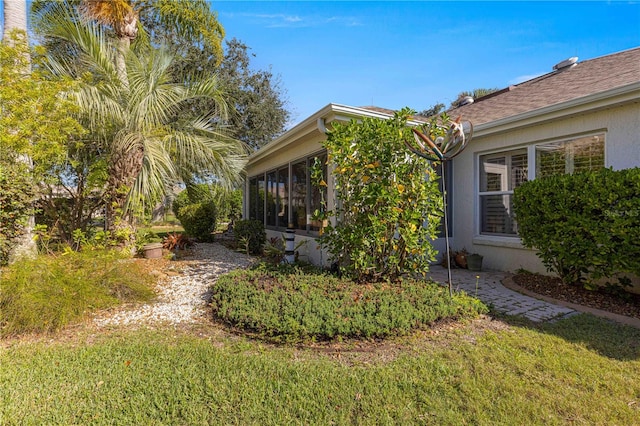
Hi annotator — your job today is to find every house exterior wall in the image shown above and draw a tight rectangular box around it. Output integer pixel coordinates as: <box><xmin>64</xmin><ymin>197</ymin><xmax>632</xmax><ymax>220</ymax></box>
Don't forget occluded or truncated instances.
<box><xmin>451</xmin><ymin>102</ymin><xmax>640</xmax><ymax>275</ymax></box>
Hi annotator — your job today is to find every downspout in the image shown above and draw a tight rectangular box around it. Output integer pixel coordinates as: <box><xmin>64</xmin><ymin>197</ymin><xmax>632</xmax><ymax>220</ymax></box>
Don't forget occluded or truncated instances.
<box><xmin>317</xmin><ymin>117</ymin><xmax>328</xmax><ymax>134</ymax></box>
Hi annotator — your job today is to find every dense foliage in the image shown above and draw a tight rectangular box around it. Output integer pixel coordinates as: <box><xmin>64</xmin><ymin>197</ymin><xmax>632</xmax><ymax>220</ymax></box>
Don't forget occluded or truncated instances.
<box><xmin>210</xmin><ymin>264</ymin><xmax>487</xmax><ymax>342</ymax></box>
<box><xmin>218</xmin><ymin>39</ymin><xmax>290</xmax><ymax>149</ymax></box>
<box><xmin>513</xmin><ymin>167</ymin><xmax>640</xmax><ymax>286</ymax></box>
<box><xmin>172</xmin><ymin>189</ymin><xmax>216</xmax><ymax>242</ymax></box>
<box><xmin>233</xmin><ymin>219</ymin><xmax>266</xmax><ymax>255</ymax></box>
<box><xmin>28</xmin><ymin>2</ymin><xmax>247</xmax><ymax>243</ymax></box>
<box><xmin>320</xmin><ymin>108</ymin><xmax>443</xmax><ymax>282</ymax></box>
<box><xmin>0</xmin><ymin>163</ymin><xmax>35</xmax><ymax>265</ymax></box>
<box><xmin>0</xmin><ymin>249</ymin><xmax>155</xmax><ymax>336</ymax></box>
<box><xmin>0</xmin><ymin>31</ymin><xmax>84</xmax><ymax>260</ymax></box>
<box><xmin>0</xmin><ymin>31</ymin><xmax>84</xmax><ymax>177</ymax></box>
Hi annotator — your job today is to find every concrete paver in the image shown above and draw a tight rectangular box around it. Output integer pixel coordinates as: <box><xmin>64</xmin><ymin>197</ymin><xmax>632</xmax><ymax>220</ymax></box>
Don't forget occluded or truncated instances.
<box><xmin>427</xmin><ymin>266</ymin><xmax>576</xmax><ymax>322</ymax></box>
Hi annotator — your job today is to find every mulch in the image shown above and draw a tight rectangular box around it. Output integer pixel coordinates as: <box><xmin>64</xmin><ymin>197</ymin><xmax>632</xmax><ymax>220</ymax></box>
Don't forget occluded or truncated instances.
<box><xmin>512</xmin><ymin>273</ymin><xmax>640</xmax><ymax>320</ymax></box>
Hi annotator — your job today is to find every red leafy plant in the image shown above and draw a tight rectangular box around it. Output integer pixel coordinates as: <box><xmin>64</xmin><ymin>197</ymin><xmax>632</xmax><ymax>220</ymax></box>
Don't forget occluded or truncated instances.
<box><xmin>162</xmin><ymin>233</ymin><xmax>194</xmax><ymax>250</ymax></box>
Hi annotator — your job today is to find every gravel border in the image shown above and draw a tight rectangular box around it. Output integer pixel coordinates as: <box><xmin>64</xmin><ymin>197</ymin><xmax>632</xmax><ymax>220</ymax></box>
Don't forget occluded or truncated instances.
<box><xmin>93</xmin><ymin>243</ymin><xmax>254</xmax><ymax>328</ymax></box>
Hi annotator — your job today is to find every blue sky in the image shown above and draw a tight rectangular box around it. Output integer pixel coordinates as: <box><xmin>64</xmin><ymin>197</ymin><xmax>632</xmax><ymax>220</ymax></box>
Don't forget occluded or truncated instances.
<box><xmin>211</xmin><ymin>1</ymin><xmax>640</xmax><ymax>126</ymax></box>
<box><xmin>2</xmin><ymin>1</ymin><xmax>639</xmax><ymax>127</ymax></box>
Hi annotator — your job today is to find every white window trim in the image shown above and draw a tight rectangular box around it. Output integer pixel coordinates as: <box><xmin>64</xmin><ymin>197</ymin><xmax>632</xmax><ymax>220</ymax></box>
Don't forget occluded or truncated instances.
<box><xmin>474</xmin><ymin>130</ymin><xmax>607</xmax><ymax>244</ymax></box>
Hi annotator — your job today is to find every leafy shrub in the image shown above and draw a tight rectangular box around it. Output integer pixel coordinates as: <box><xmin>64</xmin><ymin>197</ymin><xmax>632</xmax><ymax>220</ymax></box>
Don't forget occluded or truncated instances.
<box><xmin>173</xmin><ymin>184</ymin><xmax>241</xmax><ymax>225</ymax></box>
<box><xmin>0</xmin><ymin>162</ymin><xmax>35</xmax><ymax>265</ymax></box>
<box><xmin>210</xmin><ymin>264</ymin><xmax>487</xmax><ymax>342</ymax></box>
<box><xmin>178</xmin><ymin>202</ymin><xmax>217</xmax><ymax>242</ymax></box>
<box><xmin>0</xmin><ymin>250</ymin><xmax>155</xmax><ymax>336</ymax></box>
<box><xmin>234</xmin><ymin>219</ymin><xmax>266</xmax><ymax>255</ymax></box>
<box><xmin>513</xmin><ymin>167</ymin><xmax>640</xmax><ymax>286</ymax></box>
<box><xmin>320</xmin><ymin>108</ymin><xmax>445</xmax><ymax>282</ymax></box>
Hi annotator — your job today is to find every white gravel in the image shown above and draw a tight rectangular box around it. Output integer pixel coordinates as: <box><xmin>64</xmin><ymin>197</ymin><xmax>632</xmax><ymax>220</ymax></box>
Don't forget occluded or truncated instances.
<box><xmin>93</xmin><ymin>242</ymin><xmax>254</xmax><ymax>328</ymax></box>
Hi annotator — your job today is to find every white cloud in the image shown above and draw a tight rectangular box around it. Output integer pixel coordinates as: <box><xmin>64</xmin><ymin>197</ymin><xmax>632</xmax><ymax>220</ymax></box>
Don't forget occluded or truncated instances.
<box><xmin>232</xmin><ymin>12</ymin><xmax>361</xmax><ymax>28</ymax></box>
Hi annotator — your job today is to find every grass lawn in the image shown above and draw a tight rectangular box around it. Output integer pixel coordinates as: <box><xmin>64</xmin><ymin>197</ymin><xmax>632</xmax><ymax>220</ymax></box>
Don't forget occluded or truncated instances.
<box><xmin>1</xmin><ymin>314</ymin><xmax>638</xmax><ymax>425</ymax></box>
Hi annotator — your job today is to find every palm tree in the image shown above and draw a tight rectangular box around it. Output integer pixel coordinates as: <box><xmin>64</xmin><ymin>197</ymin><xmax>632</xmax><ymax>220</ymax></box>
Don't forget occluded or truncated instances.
<box><xmin>46</xmin><ymin>20</ymin><xmax>246</xmax><ymax>240</ymax></box>
<box><xmin>77</xmin><ymin>0</ymin><xmax>138</xmax><ymax>84</ymax></box>
<box><xmin>3</xmin><ymin>0</ymin><xmax>28</xmax><ymax>40</ymax></box>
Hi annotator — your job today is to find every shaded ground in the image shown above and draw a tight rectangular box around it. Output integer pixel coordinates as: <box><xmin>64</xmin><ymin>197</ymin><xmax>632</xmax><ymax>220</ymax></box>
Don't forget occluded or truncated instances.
<box><xmin>513</xmin><ymin>273</ymin><xmax>640</xmax><ymax>320</ymax></box>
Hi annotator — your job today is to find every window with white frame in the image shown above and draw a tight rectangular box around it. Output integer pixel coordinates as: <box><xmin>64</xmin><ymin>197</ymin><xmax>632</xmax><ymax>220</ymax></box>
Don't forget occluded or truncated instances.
<box><xmin>479</xmin><ymin>150</ymin><xmax>528</xmax><ymax>235</ymax></box>
<box><xmin>479</xmin><ymin>132</ymin><xmax>605</xmax><ymax>237</ymax></box>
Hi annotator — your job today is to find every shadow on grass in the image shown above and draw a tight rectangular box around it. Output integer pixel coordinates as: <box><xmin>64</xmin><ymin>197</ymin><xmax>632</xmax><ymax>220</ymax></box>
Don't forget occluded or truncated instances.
<box><xmin>490</xmin><ymin>311</ymin><xmax>640</xmax><ymax>361</ymax></box>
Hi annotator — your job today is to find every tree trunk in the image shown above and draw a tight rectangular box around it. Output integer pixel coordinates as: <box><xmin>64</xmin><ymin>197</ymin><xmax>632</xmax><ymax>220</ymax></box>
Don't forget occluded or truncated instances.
<box><xmin>115</xmin><ymin>36</ymin><xmax>130</xmax><ymax>89</ymax></box>
<box><xmin>2</xmin><ymin>0</ymin><xmax>28</xmax><ymax>41</ymax></box>
<box><xmin>105</xmin><ymin>144</ymin><xmax>145</xmax><ymax>245</ymax></box>
<box><xmin>3</xmin><ymin>0</ymin><xmax>37</xmax><ymax>261</ymax></box>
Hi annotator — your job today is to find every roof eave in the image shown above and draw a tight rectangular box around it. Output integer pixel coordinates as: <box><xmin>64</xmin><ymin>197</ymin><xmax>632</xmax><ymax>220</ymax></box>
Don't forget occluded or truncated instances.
<box><xmin>247</xmin><ymin>104</ymin><xmax>395</xmax><ymax>165</ymax></box>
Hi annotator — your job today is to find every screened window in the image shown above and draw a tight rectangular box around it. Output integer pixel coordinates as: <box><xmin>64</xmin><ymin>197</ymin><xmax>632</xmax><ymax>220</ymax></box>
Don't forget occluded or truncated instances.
<box><xmin>276</xmin><ymin>166</ymin><xmax>289</xmax><ymax>228</ymax></box>
<box><xmin>291</xmin><ymin>161</ymin><xmax>308</xmax><ymax>230</ymax></box>
<box><xmin>248</xmin><ymin>151</ymin><xmax>326</xmax><ymax>232</ymax></box>
<box><xmin>256</xmin><ymin>175</ymin><xmax>265</xmax><ymax>222</ymax></box>
<box><xmin>248</xmin><ymin>177</ymin><xmax>258</xmax><ymax>220</ymax></box>
<box><xmin>266</xmin><ymin>171</ymin><xmax>277</xmax><ymax>227</ymax></box>
<box><xmin>479</xmin><ymin>150</ymin><xmax>528</xmax><ymax>235</ymax></box>
<box><xmin>309</xmin><ymin>153</ymin><xmax>327</xmax><ymax>232</ymax></box>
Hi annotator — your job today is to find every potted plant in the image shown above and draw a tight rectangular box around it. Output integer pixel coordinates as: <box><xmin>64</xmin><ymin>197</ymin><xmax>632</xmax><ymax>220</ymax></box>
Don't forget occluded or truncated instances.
<box><xmin>142</xmin><ymin>242</ymin><xmax>163</xmax><ymax>259</ymax></box>
<box><xmin>454</xmin><ymin>248</ymin><xmax>469</xmax><ymax>269</ymax></box>
<box><xmin>467</xmin><ymin>253</ymin><xmax>483</xmax><ymax>271</ymax></box>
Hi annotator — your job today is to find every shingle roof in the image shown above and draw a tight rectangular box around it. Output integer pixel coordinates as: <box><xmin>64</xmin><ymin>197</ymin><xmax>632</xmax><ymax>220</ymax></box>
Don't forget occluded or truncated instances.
<box><xmin>449</xmin><ymin>47</ymin><xmax>640</xmax><ymax>126</ymax></box>
<box><xmin>358</xmin><ymin>105</ymin><xmax>397</xmax><ymax>116</ymax></box>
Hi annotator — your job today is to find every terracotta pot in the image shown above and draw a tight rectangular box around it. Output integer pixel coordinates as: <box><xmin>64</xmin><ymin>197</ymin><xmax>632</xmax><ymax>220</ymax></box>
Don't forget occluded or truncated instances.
<box><xmin>455</xmin><ymin>253</ymin><xmax>468</xmax><ymax>269</ymax></box>
<box><xmin>142</xmin><ymin>242</ymin><xmax>163</xmax><ymax>259</ymax></box>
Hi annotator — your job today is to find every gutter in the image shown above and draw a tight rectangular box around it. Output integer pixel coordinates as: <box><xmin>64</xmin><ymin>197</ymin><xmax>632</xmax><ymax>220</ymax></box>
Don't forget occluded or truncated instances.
<box><xmin>247</xmin><ymin>104</ymin><xmax>396</xmax><ymax>165</ymax></box>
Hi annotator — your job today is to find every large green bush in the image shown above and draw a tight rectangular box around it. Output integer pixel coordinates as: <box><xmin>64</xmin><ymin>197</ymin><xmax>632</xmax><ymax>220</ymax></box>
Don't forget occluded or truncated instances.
<box><xmin>173</xmin><ymin>189</ymin><xmax>217</xmax><ymax>242</ymax></box>
<box><xmin>210</xmin><ymin>264</ymin><xmax>487</xmax><ymax>342</ymax></box>
<box><xmin>176</xmin><ymin>201</ymin><xmax>217</xmax><ymax>242</ymax></box>
<box><xmin>233</xmin><ymin>219</ymin><xmax>266</xmax><ymax>255</ymax></box>
<box><xmin>513</xmin><ymin>167</ymin><xmax>640</xmax><ymax>286</ymax></box>
<box><xmin>172</xmin><ymin>184</ymin><xmax>242</xmax><ymax>241</ymax></box>
<box><xmin>0</xmin><ymin>250</ymin><xmax>155</xmax><ymax>336</ymax></box>
<box><xmin>320</xmin><ymin>108</ymin><xmax>444</xmax><ymax>282</ymax></box>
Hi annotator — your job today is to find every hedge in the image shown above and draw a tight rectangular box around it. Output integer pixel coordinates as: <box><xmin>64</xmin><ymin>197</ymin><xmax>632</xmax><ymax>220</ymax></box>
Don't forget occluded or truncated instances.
<box><xmin>513</xmin><ymin>167</ymin><xmax>640</xmax><ymax>286</ymax></box>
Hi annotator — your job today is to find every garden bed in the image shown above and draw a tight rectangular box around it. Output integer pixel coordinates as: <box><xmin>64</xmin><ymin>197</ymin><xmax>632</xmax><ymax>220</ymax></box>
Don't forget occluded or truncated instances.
<box><xmin>512</xmin><ymin>273</ymin><xmax>640</xmax><ymax>320</ymax></box>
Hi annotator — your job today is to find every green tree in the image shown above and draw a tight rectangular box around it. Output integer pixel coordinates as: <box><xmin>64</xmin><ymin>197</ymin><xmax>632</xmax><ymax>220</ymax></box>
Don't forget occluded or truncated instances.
<box><xmin>0</xmin><ymin>33</ymin><xmax>84</xmax><ymax>260</ymax></box>
<box><xmin>44</xmin><ymin>21</ymin><xmax>246</xmax><ymax>240</ymax></box>
<box><xmin>31</xmin><ymin>0</ymin><xmax>225</xmax><ymax>71</ymax></box>
<box><xmin>417</xmin><ymin>102</ymin><xmax>445</xmax><ymax>118</ymax></box>
<box><xmin>320</xmin><ymin>108</ymin><xmax>443</xmax><ymax>282</ymax></box>
<box><xmin>218</xmin><ymin>39</ymin><xmax>289</xmax><ymax>150</ymax></box>
<box><xmin>138</xmin><ymin>13</ymin><xmax>290</xmax><ymax>149</ymax></box>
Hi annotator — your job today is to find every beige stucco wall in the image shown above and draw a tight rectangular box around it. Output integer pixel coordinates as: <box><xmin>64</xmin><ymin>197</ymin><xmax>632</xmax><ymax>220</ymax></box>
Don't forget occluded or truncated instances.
<box><xmin>451</xmin><ymin>102</ymin><xmax>640</xmax><ymax>277</ymax></box>
<box><xmin>244</xmin><ymin>101</ymin><xmax>639</xmax><ymax>284</ymax></box>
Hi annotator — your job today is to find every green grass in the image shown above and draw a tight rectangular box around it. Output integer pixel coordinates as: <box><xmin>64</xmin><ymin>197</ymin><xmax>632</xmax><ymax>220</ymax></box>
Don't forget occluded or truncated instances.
<box><xmin>0</xmin><ymin>250</ymin><xmax>155</xmax><ymax>336</ymax></box>
<box><xmin>1</xmin><ymin>314</ymin><xmax>638</xmax><ymax>425</ymax></box>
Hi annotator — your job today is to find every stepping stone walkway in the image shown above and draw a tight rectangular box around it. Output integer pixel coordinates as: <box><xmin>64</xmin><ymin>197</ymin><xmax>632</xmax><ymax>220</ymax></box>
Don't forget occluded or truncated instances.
<box><xmin>427</xmin><ymin>266</ymin><xmax>577</xmax><ymax>323</ymax></box>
